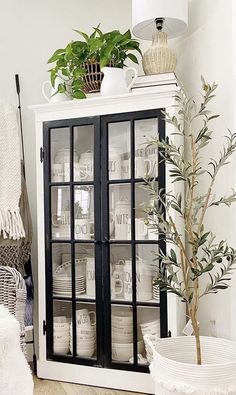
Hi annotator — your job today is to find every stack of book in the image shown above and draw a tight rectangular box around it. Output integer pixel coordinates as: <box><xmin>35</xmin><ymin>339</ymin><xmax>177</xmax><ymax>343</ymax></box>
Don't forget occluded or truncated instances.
<box><xmin>132</xmin><ymin>72</ymin><xmax>178</xmax><ymax>93</ymax></box>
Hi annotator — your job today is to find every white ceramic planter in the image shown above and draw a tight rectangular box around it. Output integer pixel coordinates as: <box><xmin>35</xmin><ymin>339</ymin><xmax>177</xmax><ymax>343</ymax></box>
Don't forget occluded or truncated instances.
<box><xmin>144</xmin><ymin>335</ymin><xmax>236</xmax><ymax>395</ymax></box>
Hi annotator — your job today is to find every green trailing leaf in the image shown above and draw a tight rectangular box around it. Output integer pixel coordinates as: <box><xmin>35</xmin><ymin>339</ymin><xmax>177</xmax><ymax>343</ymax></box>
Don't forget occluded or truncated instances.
<box><xmin>47</xmin><ymin>49</ymin><xmax>65</xmax><ymax>64</ymax></box>
<box><xmin>127</xmin><ymin>53</ymin><xmax>139</xmax><ymax>64</ymax></box>
<box><xmin>47</xmin><ymin>26</ymin><xmax>141</xmax><ymax>99</ymax></box>
<box><xmin>72</xmin><ymin>90</ymin><xmax>86</xmax><ymax>99</ymax></box>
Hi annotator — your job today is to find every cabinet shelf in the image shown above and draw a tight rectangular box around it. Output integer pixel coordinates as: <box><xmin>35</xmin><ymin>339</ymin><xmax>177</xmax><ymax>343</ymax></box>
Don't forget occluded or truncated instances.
<box><xmin>50</xmin><ymin>181</ymin><xmax>94</xmax><ymax>187</ymax></box>
<box><xmin>107</xmin><ymin>177</ymin><xmax>159</xmax><ymax>185</ymax></box>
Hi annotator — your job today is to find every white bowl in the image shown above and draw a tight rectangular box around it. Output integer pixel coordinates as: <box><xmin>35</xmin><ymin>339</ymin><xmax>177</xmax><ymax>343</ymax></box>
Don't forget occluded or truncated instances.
<box><xmin>112</xmin><ymin>340</ymin><xmax>144</xmax><ymax>362</ymax></box>
<box><xmin>54</xmin><ymin>316</ymin><xmax>68</xmax><ymax>323</ymax></box>
<box><xmin>112</xmin><ymin>327</ymin><xmax>133</xmax><ymax>336</ymax></box>
<box><xmin>54</xmin><ymin>333</ymin><xmax>69</xmax><ymax>340</ymax></box>
<box><xmin>78</xmin><ymin>340</ymin><xmax>95</xmax><ymax>347</ymax></box>
<box><xmin>77</xmin><ymin>349</ymin><xmax>95</xmax><ymax>358</ymax></box>
<box><xmin>54</xmin><ymin>337</ymin><xmax>69</xmax><ymax>344</ymax></box>
<box><xmin>54</xmin><ymin>346</ymin><xmax>69</xmax><ymax>354</ymax></box>
<box><xmin>112</xmin><ymin>318</ymin><xmax>133</xmax><ymax>327</ymax></box>
<box><xmin>54</xmin><ymin>322</ymin><xmax>70</xmax><ymax>331</ymax></box>
<box><xmin>76</xmin><ymin>335</ymin><xmax>95</xmax><ymax>341</ymax></box>
<box><xmin>112</xmin><ymin>335</ymin><xmax>133</xmax><ymax>343</ymax></box>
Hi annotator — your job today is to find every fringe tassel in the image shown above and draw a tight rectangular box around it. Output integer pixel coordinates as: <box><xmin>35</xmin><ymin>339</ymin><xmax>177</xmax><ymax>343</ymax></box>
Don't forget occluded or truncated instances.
<box><xmin>152</xmin><ymin>376</ymin><xmax>236</xmax><ymax>395</ymax></box>
<box><xmin>0</xmin><ymin>208</ymin><xmax>25</xmax><ymax>240</ymax></box>
<box><xmin>150</xmin><ymin>363</ymin><xmax>236</xmax><ymax>395</ymax></box>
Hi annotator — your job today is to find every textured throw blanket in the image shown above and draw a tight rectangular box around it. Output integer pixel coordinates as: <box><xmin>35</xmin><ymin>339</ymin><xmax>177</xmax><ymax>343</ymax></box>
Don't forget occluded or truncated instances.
<box><xmin>0</xmin><ymin>104</ymin><xmax>25</xmax><ymax>240</ymax></box>
<box><xmin>0</xmin><ymin>305</ymin><xmax>34</xmax><ymax>395</ymax></box>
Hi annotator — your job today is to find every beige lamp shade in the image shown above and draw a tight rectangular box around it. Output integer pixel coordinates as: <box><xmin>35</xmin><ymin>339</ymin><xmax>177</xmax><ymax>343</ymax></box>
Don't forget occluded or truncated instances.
<box><xmin>132</xmin><ymin>0</ymin><xmax>188</xmax><ymax>75</ymax></box>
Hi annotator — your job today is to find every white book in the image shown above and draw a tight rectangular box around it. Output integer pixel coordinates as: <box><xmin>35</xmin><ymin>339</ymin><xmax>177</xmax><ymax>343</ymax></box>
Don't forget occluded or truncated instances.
<box><xmin>133</xmin><ymin>72</ymin><xmax>177</xmax><ymax>88</ymax></box>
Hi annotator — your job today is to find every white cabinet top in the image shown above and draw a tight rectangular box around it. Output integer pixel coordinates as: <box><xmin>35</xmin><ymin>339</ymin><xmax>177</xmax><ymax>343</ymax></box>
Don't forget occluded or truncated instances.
<box><xmin>29</xmin><ymin>82</ymin><xmax>180</xmax><ymax>122</ymax></box>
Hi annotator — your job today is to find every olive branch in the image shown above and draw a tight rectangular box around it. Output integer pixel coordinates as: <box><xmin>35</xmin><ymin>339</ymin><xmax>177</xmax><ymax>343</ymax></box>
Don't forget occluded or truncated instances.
<box><xmin>143</xmin><ymin>77</ymin><xmax>236</xmax><ymax>364</ymax></box>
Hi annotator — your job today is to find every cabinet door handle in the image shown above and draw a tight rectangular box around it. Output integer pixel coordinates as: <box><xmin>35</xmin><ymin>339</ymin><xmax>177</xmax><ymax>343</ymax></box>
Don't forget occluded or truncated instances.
<box><xmin>102</xmin><ymin>237</ymin><xmax>109</xmax><ymax>245</ymax></box>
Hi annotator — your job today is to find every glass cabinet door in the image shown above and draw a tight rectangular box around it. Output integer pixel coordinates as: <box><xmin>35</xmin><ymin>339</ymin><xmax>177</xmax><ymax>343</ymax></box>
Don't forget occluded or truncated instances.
<box><xmin>44</xmin><ymin>109</ymin><xmax>166</xmax><ymax>372</ymax></box>
<box><xmin>44</xmin><ymin>119</ymin><xmax>102</xmax><ymax>364</ymax></box>
<box><xmin>102</xmin><ymin>110</ymin><xmax>166</xmax><ymax>370</ymax></box>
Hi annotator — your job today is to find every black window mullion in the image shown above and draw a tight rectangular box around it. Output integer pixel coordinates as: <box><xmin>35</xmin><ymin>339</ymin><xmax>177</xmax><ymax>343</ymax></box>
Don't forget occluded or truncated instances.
<box><xmin>101</xmin><ymin>116</ymin><xmax>111</xmax><ymax>368</ymax></box>
<box><xmin>131</xmin><ymin>119</ymin><xmax>138</xmax><ymax>367</ymax></box>
<box><xmin>158</xmin><ymin>114</ymin><xmax>168</xmax><ymax>337</ymax></box>
<box><xmin>44</xmin><ymin>125</ymin><xmax>53</xmax><ymax>357</ymax></box>
<box><xmin>94</xmin><ymin>116</ymin><xmax>104</xmax><ymax>366</ymax></box>
<box><xmin>70</xmin><ymin>126</ymin><xmax>77</xmax><ymax>357</ymax></box>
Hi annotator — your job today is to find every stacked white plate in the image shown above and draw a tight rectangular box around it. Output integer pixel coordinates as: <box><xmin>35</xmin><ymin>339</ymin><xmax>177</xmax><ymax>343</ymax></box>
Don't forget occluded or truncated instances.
<box><xmin>53</xmin><ymin>316</ymin><xmax>70</xmax><ymax>354</ymax></box>
<box><xmin>69</xmin><ymin>323</ymin><xmax>96</xmax><ymax>358</ymax></box>
<box><xmin>153</xmin><ymin>284</ymin><xmax>160</xmax><ymax>302</ymax></box>
<box><xmin>53</xmin><ymin>275</ymin><xmax>85</xmax><ymax>297</ymax></box>
<box><xmin>112</xmin><ymin>310</ymin><xmax>144</xmax><ymax>362</ymax></box>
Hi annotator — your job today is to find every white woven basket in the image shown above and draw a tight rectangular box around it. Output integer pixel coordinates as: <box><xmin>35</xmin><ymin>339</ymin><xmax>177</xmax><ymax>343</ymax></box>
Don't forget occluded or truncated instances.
<box><xmin>144</xmin><ymin>335</ymin><xmax>236</xmax><ymax>395</ymax></box>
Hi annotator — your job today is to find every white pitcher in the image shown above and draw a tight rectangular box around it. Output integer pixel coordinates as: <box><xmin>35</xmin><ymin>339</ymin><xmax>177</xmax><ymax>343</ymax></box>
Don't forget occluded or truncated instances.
<box><xmin>42</xmin><ymin>76</ymin><xmax>70</xmax><ymax>103</ymax></box>
<box><xmin>100</xmin><ymin>67</ymin><xmax>138</xmax><ymax>96</ymax></box>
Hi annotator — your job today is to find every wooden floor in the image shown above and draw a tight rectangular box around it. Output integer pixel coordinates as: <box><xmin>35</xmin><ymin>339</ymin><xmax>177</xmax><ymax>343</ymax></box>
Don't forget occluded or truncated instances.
<box><xmin>33</xmin><ymin>376</ymin><xmax>147</xmax><ymax>395</ymax></box>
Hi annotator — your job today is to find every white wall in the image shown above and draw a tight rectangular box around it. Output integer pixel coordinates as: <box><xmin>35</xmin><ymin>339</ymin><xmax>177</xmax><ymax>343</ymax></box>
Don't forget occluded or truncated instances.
<box><xmin>174</xmin><ymin>0</ymin><xmax>236</xmax><ymax>339</ymax></box>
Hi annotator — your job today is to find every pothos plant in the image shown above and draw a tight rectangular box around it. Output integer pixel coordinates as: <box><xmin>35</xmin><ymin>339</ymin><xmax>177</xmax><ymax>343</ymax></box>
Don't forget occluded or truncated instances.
<box><xmin>47</xmin><ymin>26</ymin><xmax>141</xmax><ymax>99</ymax></box>
<box><xmin>144</xmin><ymin>78</ymin><xmax>236</xmax><ymax>365</ymax></box>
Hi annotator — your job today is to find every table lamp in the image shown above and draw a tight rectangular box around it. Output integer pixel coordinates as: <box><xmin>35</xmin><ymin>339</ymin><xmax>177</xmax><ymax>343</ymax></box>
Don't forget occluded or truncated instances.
<box><xmin>132</xmin><ymin>0</ymin><xmax>188</xmax><ymax>75</ymax></box>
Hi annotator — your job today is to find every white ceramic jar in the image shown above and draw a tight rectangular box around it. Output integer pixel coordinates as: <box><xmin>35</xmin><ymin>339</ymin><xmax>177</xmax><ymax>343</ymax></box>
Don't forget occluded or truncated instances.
<box><xmin>109</xmin><ymin>145</ymin><xmax>122</xmax><ymax>179</ymax></box>
<box><xmin>114</xmin><ymin>198</ymin><xmax>130</xmax><ymax>239</ymax></box>
<box><xmin>78</xmin><ymin>151</ymin><xmax>93</xmax><ymax>181</ymax></box>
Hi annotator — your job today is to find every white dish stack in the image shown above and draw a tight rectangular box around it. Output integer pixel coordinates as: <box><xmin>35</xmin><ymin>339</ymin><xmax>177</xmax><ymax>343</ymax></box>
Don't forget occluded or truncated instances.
<box><xmin>53</xmin><ymin>258</ymin><xmax>86</xmax><ymax>297</ymax></box>
<box><xmin>53</xmin><ymin>316</ymin><xmax>70</xmax><ymax>354</ymax></box>
<box><xmin>69</xmin><ymin>309</ymin><xmax>96</xmax><ymax>358</ymax></box>
<box><xmin>112</xmin><ymin>310</ymin><xmax>144</xmax><ymax>362</ymax></box>
<box><xmin>53</xmin><ymin>274</ymin><xmax>85</xmax><ymax>297</ymax></box>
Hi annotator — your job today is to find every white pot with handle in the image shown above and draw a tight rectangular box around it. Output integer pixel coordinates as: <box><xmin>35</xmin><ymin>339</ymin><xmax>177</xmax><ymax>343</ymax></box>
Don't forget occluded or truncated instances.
<box><xmin>144</xmin><ymin>335</ymin><xmax>236</xmax><ymax>395</ymax></box>
<box><xmin>100</xmin><ymin>67</ymin><xmax>138</xmax><ymax>96</ymax></box>
<box><xmin>42</xmin><ymin>77</ymin><xmax>70</xmax><ymax>103</ymax></box>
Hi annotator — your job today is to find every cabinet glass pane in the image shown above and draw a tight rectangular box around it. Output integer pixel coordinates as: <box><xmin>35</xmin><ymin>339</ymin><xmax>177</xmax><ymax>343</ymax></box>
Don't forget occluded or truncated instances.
<box><xmin>53</xmin><ymin>300</ymin><xmax>72</xmax><ymax>356</ymax></box>
<box><xmin>51</xmin><ymin>186</ymin><xmax>70</xmax><ymax>239</ymax></box>
<box><xmin>50</xmin><ymin>128</ymin><xmax>70</xmax><ymax>183</ymax></box>
<box><xmin>109</xmin><ymin>184</ymin><xmax>131</xmax><ymax>240</ymax></box>
<box><xmin>135</xmin><ymin>119</ymin><xmax>158</xmax><ymax>179</ymax></box>
<box><xmin>74</xmin><ymin>244</ymin><xmax>95</xmax><ymax>299</ymax></box>
<box><xmin>136</xmin><ymin>244</ymin><xmax>159</xmax><ymax>303</ymax></box>
<box><xmin>111</xmin><ymin>305</ymin><xmax>134</xmax><ymax>363</ymax></box>
<box><xmin>110</xmin><ymin>245</ymin><xmax>132</xmax><ymax>301</ymax></box>
<box><xmin>74</xmin><ymin>125</ymin><xmax>94</xmax><ymax>182</ymax></box>
<box><xmin>135</xmin><ymin>182</ymin><xmax>158</xmax><ymax>240</ymax></box>
<box><xmin>52</xmin><ymin>243</ymin><xmax>72</xmax><ymax>297</ymax></box>
<box><xmin>137</xmin><ymin>306</ymin><xmax>160</xmax><ymax>365</ymax></box>
<box><xmin>74</xmin><ymin>186</ymin><xmax>94</xmax><ymax>240</ymax></box>
<box><xmin>108</xmin><ymin>121</ymin><xmax>131</xmax><ymax>180</ymax></box>
<box><xmin>72</xmin><ymin>302</ymin><xmax>97</xmax><ymax>359</ymax></box>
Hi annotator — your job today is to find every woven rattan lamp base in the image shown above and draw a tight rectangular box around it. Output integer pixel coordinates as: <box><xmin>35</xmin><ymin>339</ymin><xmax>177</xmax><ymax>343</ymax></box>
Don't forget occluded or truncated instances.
<box><xmin>142</xmin><ymin>31</ymin><xmax>177</xmax><ymax>75</ymax></box>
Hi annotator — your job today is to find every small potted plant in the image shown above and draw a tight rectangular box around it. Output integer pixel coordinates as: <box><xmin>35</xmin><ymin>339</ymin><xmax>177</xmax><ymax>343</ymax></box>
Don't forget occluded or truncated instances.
<box><xmin>47</xmin><ymin>26</ymin><xmax>141</xmax><ymax>99</ymax></box>
<box><xmin>143</xmin><ymin>78</ymin><xmax>236</xmax><ymax>394</ymax></box>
